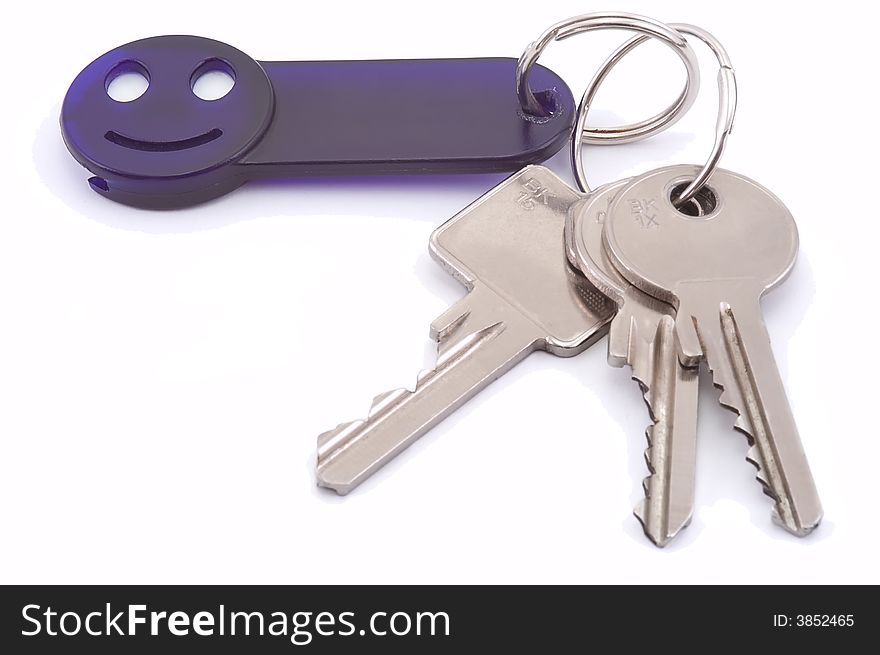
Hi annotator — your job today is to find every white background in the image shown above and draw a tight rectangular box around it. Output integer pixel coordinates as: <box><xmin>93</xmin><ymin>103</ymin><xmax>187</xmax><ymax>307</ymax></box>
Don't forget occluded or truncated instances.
<box><xmin>1</xmin><ymin>0</ymin><xmax>876</xmax><ymax>584</ymax></box>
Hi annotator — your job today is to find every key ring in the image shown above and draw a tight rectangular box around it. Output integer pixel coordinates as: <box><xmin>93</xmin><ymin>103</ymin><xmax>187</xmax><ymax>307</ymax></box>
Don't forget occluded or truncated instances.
<box><xmin>516</xmin><ymin>12</ymin><xmax>701</xmax><ymax>144</ymax></box>
<box><xmin>571</xmin><ymin>23</ymin><xmax>737</xmax><ymax>205</ymax></box>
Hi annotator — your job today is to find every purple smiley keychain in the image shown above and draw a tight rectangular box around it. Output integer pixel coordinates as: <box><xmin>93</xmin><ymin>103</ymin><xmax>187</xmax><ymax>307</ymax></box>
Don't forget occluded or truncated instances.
<box><xmin>61</xmin><ymin>35</ymin><xmax>577</xmax><ymax>208</ymax></box>
<box><xmin>60</xmin><ymin>16</ymin><xmax>699</xmax><ymax>209</ymax></box>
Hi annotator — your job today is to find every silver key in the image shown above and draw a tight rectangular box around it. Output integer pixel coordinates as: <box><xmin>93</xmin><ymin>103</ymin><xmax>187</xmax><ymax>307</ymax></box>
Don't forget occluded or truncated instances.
<box><xmin>317</xmin><ymin>166</ymin><xmax>615</xmax><ymax>494</ymax></box>
<box><xmin>566</xmin><ymin>180</ymin><xmax>699</xmax><ymax>547</ymax></box>
<box><xmin>604</xmin><ymin>164</ymin><xmax>822</xmax><ymax>536</ymax></box>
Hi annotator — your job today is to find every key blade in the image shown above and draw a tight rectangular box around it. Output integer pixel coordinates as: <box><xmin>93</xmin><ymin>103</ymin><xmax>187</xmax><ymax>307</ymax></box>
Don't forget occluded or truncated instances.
<box><xmin>317</xmin><ymin>165</ymin><xmax>613</xmax><ymax>494</ymax></box>
<box><xmin>603</xmin><ymin>284</ymin><xmax>698</xmax><ymax>545</ymax></box>
<box><xmin>687</xmin><ymin>290</ymin><xmax>822</xmax><ymax>536</ymax></box>
<box><xmin>624</xmin><ymin>313</ymin><xmax>699</xmax><ymax>547</ymax></box>
<box><xmin>316</xmin><ymin>286</ymin><xmax>540</xmax><ymax>494</ymax></box>
<box><xmin>719</xmin><ymin>297</ymin><xmax>822</xmax><ymax>535</ymax></box>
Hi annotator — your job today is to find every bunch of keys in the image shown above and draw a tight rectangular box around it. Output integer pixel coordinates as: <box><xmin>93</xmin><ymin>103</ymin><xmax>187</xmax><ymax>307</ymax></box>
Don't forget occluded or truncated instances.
<box><xmin>314</xmin><ymin>15</ymin><xmax>822</xmax><ymax>546</ymax></box>
<box><xmin>60</xmin><ymin>12</ymin><xmax>822</xmax><ymax>546</ymax></box>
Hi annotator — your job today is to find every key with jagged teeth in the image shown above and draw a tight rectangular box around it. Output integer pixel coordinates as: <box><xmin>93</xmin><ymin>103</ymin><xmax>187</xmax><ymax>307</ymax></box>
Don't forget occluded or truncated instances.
<box><xmin>604</xmin><ymin>164</ymin><xmax>822</xmax><ymax>537</ymax></box>
<box><xmin>316</xmin><ymin>165</ymin><xmax>615</xmax><ymax>494</ymax></box>
<box><xmin>565</xmin><ymin>179</ymin><xmax>699</xmax><ymax>547</ymax></box>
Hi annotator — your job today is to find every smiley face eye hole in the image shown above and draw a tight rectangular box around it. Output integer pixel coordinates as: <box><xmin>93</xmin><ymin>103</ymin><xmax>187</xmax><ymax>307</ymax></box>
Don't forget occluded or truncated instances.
<box><xmin>191</xmin><ymin>58</ymin><xmax>236</xmax><ymax>101</ymax></box>
<box><xmin>105</xmin><ymin>60</ymin><xmax>150</xmax><ymax>102</ymax></box>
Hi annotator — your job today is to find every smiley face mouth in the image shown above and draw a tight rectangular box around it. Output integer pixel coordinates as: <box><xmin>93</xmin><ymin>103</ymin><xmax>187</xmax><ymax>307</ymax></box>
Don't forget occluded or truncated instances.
<box><xmin>104</xmin><ymin>128</ymin><xmax>223</xmax><ymax>152</ymax></box>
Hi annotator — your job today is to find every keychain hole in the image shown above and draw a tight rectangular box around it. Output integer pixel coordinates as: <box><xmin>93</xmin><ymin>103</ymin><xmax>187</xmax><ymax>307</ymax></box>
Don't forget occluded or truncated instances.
<box><xmin>105</xmin><ymin>61</ymin><xmax>150</xmax><ymax>102</ymax></box>
<box><xmin>520</xmin><ymin>89</ymin><xmax>561</xmax><ymax>123</ymax></box>
<box><xmin>670</xmin><ymin>182</ymin><xmax>717</xmax><ymax>217</ymax></box>
<box><xmin>191</xmin><ymin>59</ymin><xmax>236</xmax><ymax>101</ymax></box>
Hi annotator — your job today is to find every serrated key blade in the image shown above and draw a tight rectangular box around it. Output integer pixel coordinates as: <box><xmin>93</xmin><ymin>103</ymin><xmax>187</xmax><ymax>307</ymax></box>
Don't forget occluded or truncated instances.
<box><xmin>632</xmin><ymin>315</ymin><xmax>699</xmax><ymax>547</ymax></box>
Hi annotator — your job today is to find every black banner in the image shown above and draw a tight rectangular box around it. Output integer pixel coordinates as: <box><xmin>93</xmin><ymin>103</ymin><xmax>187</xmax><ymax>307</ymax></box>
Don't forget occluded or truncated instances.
<box><xmin>0</xmin><ymin>585</ymin><xmax>871</xmax><ymax>652</ymax></box>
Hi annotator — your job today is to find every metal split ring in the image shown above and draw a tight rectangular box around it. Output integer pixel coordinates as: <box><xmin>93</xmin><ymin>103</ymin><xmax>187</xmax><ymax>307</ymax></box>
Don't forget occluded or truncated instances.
<box><xmin>516</xmin><ymin>12</ymin><xmax>701</xmax><ymax>144</ymax></box>
<box><xmin>569</xmin><ymin>22</ymin><xmax>737</xmax><ymax>204</ymax></box>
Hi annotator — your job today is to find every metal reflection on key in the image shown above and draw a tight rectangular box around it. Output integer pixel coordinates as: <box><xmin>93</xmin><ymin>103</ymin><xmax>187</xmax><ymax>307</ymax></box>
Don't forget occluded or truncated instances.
<box><xmin>604</xmin><ymin>164</ymin><xmax>822</xmax><ymax>537</ymax></box>
<box><xmin>566</xmin><ymin>181</ymin><xmax>699</xmax><ymax>547</ymax></box>
<box><xmin>316</xmin><ymin>166</ymin><xmax>615</xmax><ymax>494</ymax></box>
